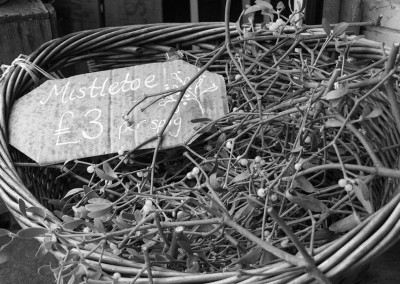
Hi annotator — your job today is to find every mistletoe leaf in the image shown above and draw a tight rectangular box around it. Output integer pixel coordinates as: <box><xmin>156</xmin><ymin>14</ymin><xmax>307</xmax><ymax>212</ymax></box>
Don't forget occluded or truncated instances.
<box><xmin>276</xmin><ymin>1</ymin><xmax>285</xmax><ymax>10</ymax></box>
<box><xmin>210</xmin><ymin>173</ymin><xmax>223</xmax><ymax>191</ymax></box>
<box><xmin>325</xmin><ymin>118</ymin><xmax>342</xmax><ymax>128</ymax></box>
<box><xmin>244</xmin><ymin>2</ymin><xmax>274</xmax><ymax>16</ymax></box>
<box><xmin>103</xmin><ymin>162</ymin><xmax>118</xmax><ymax>180</ymax></box>
<box><xmin>26</xmin><ymin>206</ymin><xmax>47</xmax><ymax>220</ymax></box>
<box><xmin>322</xmin><ymin>88</ymin><xmax>348</xmax><ymax>100</ymax></box>
<box><xmin>246</xmin><ymin>195</ymin><xmax>264</xmax><ymax>209</ymax></box>
<box><xmin>0</xmin><ymin>228</ymin><xmax>11</xmax><ymax>237</ymax></box>
<box><xmin>95</xmin><ymin>167</ymin><xmax>117</xmax><ymax>181</ymax></box>
<box><xmin>215</xmin><ymin>133</ymin><xmax>227</xmax><ymax>151</ymax></box>
<box><xmin>230</xmin><ymin>170</ymin><xmax>251</xmax><ymax>184</ymax></box>
<box><xmin>62</xmin><ymin>219</ymin><xmax>83</xmax><ymax>231</ymax></box>
<box><xmin>322</xmin><ymin>18</ymin><xmax>331</xmax><ymax>35</ymax></box>
<box><xmin>17</xmin><ymin>227</ymin><xmax>50</xmax><ymax>239</ymax></box>
<box><xmin>285</xmin><ymin>190</ymin><xmax>328</xmax><ymax>212</ymax></box>
<box><xmin>293</xmin><ymin>176</ymin><xmax>315</xmax><ymax>193</ymax></box>
<box><xmin>19</xmin><ymin>199</ymin><xmax>27</xmax><ymax>219</ymax></box>
<box><xmin>177</xmin><ymin>237</ymin><xmax>193</xmax><ymax>255</ymax></box>
<box><xmin>329</xmin><ymin>212</ymin><xmax>361</xmax><ymax>233</ymax></box>
<box><xmin>364</xmin><ymin>105</ymin><xmax>383</xmax><ymax>119</ymax></box>
<box><xmin>353</xmin><ymin>179</ymin><xmax>374</xmax><ymax>214</ymax></box>
<box><xmin>332</xmin><ymin>22</ymin><xmax>349</xmax><ymax>37</ymax></box>
<box><xmin>63</xmin><ymin>188</ymin><xmax>83</xmax><ymax>200</ymax></box>
<box><xmin>235</xmin><ymin>246</ymin><xmax>262</xmax><ymax>264</ymax></box>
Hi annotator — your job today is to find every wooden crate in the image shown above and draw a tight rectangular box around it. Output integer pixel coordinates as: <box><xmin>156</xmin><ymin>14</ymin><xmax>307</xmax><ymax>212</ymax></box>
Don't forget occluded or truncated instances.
<box><xmin>322</xmin><ymin>0</ymin><xmax>362</xmax><ymax>34</ymax></box>
<box><xmin>104</xmin><ymin>0</ymin><xmax>163</xmax><ymax>26</ymax></box>
<box><xmin>0</xmin><ymin>0</ymin><xmax>57</xmax><ymax>66</ymax></box>
<box><xmin>53</xmin><ymin>0</ymin><xmax>163</xmax><ymax>36</ymax></box>
<box><xmin>322</xmin><ymin>0</ymin><xmax>400</xmax><ymax>46</ymax></box>
<box><xmin>360</xmin><ymin>0</ymin><xmax>400</xmax><ymax>46</ymax></box>
<box><xmin>52</xmin><ymin>0</ymin><xmax>103</xmax><ymax>35</ymax></box>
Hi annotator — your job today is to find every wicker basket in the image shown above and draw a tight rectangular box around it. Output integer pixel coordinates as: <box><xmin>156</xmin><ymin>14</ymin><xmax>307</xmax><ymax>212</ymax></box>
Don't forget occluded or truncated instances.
<box><xmin>1</xmin><ymin>21</ymin><xmax>400</xmax><ymax>284</ymax></box>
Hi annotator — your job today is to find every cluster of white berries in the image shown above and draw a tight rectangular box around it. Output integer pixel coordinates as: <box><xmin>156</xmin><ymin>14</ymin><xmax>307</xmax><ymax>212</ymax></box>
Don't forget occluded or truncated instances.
<box><xmin>225</xmin><ymin>139</ymin><xmax>269</xmax><ymax>167</ymax></box>
<box><xmin>268</xmin><ymin>18</ymin><xmax>285</xmax><ymax>31</ymax></box>
<box><xmin>204</xmin><ymin>144</ymin><xmax>213</xmax><ymax>152</ymax></box>
<box><xmin>237</xmin><ymin>155</ymin><xmax>249</xmax><ymax>166</ymax></box>
<box><xmin>256</xmin><ymin>188</ymin><xmax>278</xmax><ymax>202</ymax></box>
<box><xmin>358</xmin><ymin>128</ymin><xmax>367</xmax><ymax>135</ymax></box>
<box><xmin>280</xmin><ymin>238</ymin><xmax>289</xmax><ymax>248</ymax></box>
<box><xmin>113</xmin><ymin>272</ymin><xmax>121</xmax><ymax>279</ymax></box>
<box><xmin>232</xmin><ymin>107</ymin><xmax>245</xmax><ymax>113</ymax></box>
<box><xmin>82</xmin><ymin>226</ymin><xmax>91</xmax><ymax>233</ymax></box>
<box><xmin>136</xmin><ymin>171</ymin><xmax>149</xmax><ymax>178</ymax></box>
<box><xmin>117</xmin><ymin>146</ymin><xmax>126</xmax><ymax>156</ymax></box>
<box><xmin>87</xmin><ymin>165</ymin><xmax>95</xmax><ymax>173</ymax></box>
<box><xmin>123</xmin><ymin>114</ymin><xmax>132</xmax><ymax>126</ymax></box>
<box><xmin>186</xmin><ymin>167</ymin><xmax>200</xmax><ymax>179</ymax></box>
<box><xmin>72</xmin><ymin>205</ymin><xmax>88</xmax><ymax>219</ymax></box>
<box><xmin>225</xmin><ymin>140</ymin><xmax>233</xmax><ymax>149</ymax></box>
<box><xmin>257</xmin><ymin>187</ymin><xmax>267</xmax><ymax>197</ymax></box>
<box><xmin>334</xmin><ymin>82</ymin><xmax>339</xmax><ymax>90</ymax></box>
<box><xmin>109</xmin><ymin>242</ymin><xmax>121</xmax><ymax>256</ymax></box>
<box><xmin>118</xmin><ymin>146</ymin><xmax>131</xmax><ymax>164</ymax></box>
<box><xmin>255</xmin><ymin>156</ymin><xmax>267</xmax><ymax>166</ymax></box>
<box><xmin>142</xmin><ymin>199</ymin><xmax>155</xmax><ymax>217</ymax></box>
<box><xmin>338</xmin><ymin>178</ymin><xmax>353</xmax><ymax>192</ymax></box>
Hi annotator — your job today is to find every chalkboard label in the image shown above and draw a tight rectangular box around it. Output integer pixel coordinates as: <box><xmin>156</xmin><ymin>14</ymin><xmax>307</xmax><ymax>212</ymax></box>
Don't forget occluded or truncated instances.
<box><xmin>9</xmin><ymin>60</ymin><xmax>227</xmax><ymax>165</ymax></box>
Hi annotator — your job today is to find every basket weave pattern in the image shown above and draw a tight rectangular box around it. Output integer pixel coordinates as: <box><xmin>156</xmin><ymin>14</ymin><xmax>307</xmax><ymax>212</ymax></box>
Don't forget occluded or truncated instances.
<box><xmin>1</xmin><ymin>21</ymin><xmax>400</xmax><ymax>284</ymax></box>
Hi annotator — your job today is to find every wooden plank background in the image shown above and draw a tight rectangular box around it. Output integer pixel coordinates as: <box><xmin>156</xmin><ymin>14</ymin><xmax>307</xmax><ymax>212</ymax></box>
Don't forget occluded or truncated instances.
<box><xmin>323</xmin><ymin>0</ymin><xmax>400</xmax><ymax>46</ymax></box>
<box><xmin>103</xmin><ymin>0</ymin><xmax>163</xmax><ymax>26</ymax></box>
<box><xmin>360</xmin><ymin>0</ymin><xmax>400</xmax><ymax>46</ymax></box>
<box><xmin>0</xmin><ymin>0</ymin><xmax>56</xmax><ymax>66</ymax></box>
<box><xmin>52</xmin><ymin>0</ymin><xmax>102</xmax><ymax>34</ymax></box>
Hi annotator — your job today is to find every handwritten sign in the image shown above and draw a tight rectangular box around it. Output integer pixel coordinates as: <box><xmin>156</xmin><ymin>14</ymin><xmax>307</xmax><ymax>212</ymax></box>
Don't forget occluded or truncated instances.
<box><xmin>8</xmin><ymin>60</ymin><xmax>228</xmax><ymax>165</ymax></box>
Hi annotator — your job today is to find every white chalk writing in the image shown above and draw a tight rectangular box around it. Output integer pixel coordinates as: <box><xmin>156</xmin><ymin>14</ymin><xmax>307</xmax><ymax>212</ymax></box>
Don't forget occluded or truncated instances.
<box><xmin>82</xmin><ymin>109</ymin><xmax>103</xmax><ymax>140</ymax></box>
<box><xmin>54</xmin><ymin>111</ymin><xmax>80</xmax><ymax>146</ymax></box>
<box><xmin>48</xmin><ymin>65</ymin><xmax>219</xmax><ymax>148</ymax></box>
<box><xmin>159</xmin><ymin>71</ymin><xmax>218</xmax><ymax>115</ymax></box>
<box><xmin>118</xmin><ymin>116</ymin><xmax>182</xmax><ymax>140</ymax></box>
<box><xmin>40</xmin><ymin>73</ymin><xmax>158</xmax><ymax>105</ymax></box>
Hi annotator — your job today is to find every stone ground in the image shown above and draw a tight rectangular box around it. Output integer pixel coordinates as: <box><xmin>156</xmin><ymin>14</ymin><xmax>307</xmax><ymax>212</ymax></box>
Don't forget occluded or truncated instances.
<box><xmin>1</xmin><ymin>212</ymin><xmax>400</xmax><ymax>284</ymax></box>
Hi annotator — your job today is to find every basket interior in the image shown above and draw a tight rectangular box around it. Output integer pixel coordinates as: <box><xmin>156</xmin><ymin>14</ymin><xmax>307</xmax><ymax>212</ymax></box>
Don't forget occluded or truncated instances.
<box><xmin>1</xmin><ymin>21</ymin><xmax>400</xmax><ymax>284</ymax></box>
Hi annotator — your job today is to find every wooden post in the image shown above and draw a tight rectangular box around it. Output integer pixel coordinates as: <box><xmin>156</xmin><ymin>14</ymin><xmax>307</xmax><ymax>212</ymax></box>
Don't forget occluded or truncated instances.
<box><xmin>322</xmin><ymin>0</ymin><xmax>340</xmax><ymax>23</ymax></box>
<box><xmin>340</xmin><ymin>0</ymin><xmax>362</xmax><ymax>34</ymax></box>
<box><xmin>190</xmin><ymin>0</ymin><xmax>199</xmax><ymax>22</ymax></box>
<box><xmin>103</xmin><ymin>0</ymin><xmax>162</xmax><ymax>26</ymax></box>
<box><xmin>241</xmin><ymin>0</ymin><xmax>251</xmax><ymax>24</ymax></box>
<box><xmin>360</xmin><ymin>0</ymin><xmax>400</xmax><ymax>46</ymax></box>
<box><xmin>293</xmin><ymin>0</ymin><xmax>304</xmax><ymax>27</ymax></box>
<box><xmin>53</xmin><ymin>0</ymin><xmax>103</xmax><ymax>34</ymax></box>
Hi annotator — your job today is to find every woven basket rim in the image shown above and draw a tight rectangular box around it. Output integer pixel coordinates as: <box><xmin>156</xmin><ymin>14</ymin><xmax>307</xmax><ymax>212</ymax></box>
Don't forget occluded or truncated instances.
<box><xmin>1</xmin><ymin>22</ymin><xmax>400</xmax><ymax>284</ymax></box>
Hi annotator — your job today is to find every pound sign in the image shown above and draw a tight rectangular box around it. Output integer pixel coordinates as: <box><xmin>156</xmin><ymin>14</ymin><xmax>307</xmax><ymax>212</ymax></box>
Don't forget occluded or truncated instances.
<box><xmin>54</xmin><ymin>111</ymin><xmax>80</xmax><ymax>146</ymax></box>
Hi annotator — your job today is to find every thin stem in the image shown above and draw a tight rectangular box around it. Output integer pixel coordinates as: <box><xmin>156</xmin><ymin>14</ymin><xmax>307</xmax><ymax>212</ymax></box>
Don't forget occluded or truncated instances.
<box><xmin>153</xmin><ymin>212</ymin><xmax>170</xmax><ymax>248</ymax></box>
<box><xmin>267</xmin><ymin>207</ymin><xmax>331</xmax><ymax>283</ymax></box>
<box><xmin>168</xmin><ymin>226</ymin><xmax>184</xmax><ymax>259</ymax></box>
<box><xmin>223</xmin><ymin>214</ymin><xmax>307</xmax><ymax>267</ymax></box>
<box><xmin>384</xmin><ymin>43</ymin><xmax>400</xmax><ymax>133</ymax></box>
<box><xmin>142</xmin><ymin>246</ymin><xmax>154</xmax><ymax>284</ymax></box>
<box><xmin>282</xmin><ymin>163</ymin><xmax>400</xmax><ymax>181</ymax></box>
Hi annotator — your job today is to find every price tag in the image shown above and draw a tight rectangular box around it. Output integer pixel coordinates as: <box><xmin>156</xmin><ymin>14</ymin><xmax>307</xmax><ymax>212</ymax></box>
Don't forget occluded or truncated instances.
<box><xmin>9</xmin><ymin>60</ymin><xmax>228</xmax><ymax>165</ymax></box>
